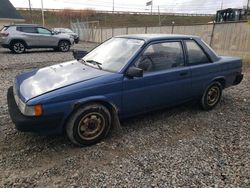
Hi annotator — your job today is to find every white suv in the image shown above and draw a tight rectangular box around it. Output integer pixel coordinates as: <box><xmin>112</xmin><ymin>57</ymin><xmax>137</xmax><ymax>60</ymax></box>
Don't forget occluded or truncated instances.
<box><xmin>0</xmin><ymin>24</ymin><xmax>74</xmax><ymax>54</ymax></box>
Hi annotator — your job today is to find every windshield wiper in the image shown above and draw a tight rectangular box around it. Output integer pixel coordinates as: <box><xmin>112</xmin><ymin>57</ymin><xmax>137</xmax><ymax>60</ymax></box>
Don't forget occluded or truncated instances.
<box><xmin>85</xmin><ymin>60</ymin><xmax>102</xmax><ymax>70</ymax></box>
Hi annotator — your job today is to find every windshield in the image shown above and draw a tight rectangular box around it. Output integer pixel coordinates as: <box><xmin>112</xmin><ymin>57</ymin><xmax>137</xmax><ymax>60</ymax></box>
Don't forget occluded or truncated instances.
<box><xmin>83</xmin><ymin>37</ymin><xmax>144</xmax><ymax>72</ymax></box>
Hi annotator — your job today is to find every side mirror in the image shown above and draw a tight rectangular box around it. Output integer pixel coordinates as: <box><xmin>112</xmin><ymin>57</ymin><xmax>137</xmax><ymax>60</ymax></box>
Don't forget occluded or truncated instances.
<box><xmin>52</xmin><ymin>31</ymin><xmax>59</xmax><ymax>35</ymax></box>
<box><xmin>73</xmin><ymin>50</ymin><xmax>88</xmax><ymax>60</ymax></box>
<box><xmin>126</xmin><ymin>66</ymin><xmax>143</xmax><ymax>78</ymax></box>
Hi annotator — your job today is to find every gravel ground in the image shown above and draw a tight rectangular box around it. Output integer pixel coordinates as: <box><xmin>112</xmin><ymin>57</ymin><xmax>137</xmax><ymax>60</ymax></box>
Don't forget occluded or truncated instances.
<box><xmin>0</xmin><ymin>43</ymin><xmax>249</xmax><ymax>187</ymax></box>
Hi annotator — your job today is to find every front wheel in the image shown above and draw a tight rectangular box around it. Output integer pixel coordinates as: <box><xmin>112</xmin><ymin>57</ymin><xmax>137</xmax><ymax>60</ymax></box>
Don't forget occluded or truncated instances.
<box><xmin>66</xmin><ymin>104</ymin><xmax>112</xmax><ymax>146</ymax></box>
<box><xmin>201</xmin><ymin>81</ymin><xmax>222</xmax><ymax>110</ymax></box>
<box><xmin>58</xmin><ymin>40</ymin><xmax>70</xmax><ymax>52</ymax></box>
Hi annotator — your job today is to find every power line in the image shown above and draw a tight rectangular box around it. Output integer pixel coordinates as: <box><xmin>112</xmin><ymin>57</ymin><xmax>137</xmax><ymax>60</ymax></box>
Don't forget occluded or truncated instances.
<box><xmin>14</xmin><ymin>0</ymin><xmax>245</xmax><ymax>14</ymax></box>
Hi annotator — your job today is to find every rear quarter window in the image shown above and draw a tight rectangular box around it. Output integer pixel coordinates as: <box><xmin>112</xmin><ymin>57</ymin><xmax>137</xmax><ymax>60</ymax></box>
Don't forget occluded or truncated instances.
<box><xmin>185</xmin><ymin>40</ymin><xmax>210</xmax><ymax>65</ymax></box>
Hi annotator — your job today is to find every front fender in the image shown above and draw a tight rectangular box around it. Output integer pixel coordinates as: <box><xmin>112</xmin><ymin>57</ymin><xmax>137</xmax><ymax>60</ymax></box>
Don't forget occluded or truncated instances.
<box><xmin>66</xmin><ymin>95</ymin><xmax>121</xmax><ymax>130</ymax></box>
<box><xmin>73</xmin><ymin>95</ymin><xmax>118</xmax><ymax>110</ymax></box>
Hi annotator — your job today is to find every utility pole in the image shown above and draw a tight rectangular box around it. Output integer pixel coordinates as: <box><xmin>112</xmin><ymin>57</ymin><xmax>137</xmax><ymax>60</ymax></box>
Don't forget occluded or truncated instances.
<box><xmin>28</xmin><ymin>0</ymin><xmax>33</xmax><ymax>23</ymax></box>
<box><xmin>41</xmin><ymin>0</ymin><xmax>45</xmax><ymax>26</ymax></box>
<box><xmin>112</xmin><ymin>0</ymin><xmax>114</xmax><ymax>13</ymax></box>
<box><xmin>247</xmin><ymin>0</ymin><xmax>250</xmax><ymax>14</ymax></box>
<box><xmin>220</xmin><ymin>0</ymin><xmax>223</xmax><ymax>10</ymax></box>
<box><xmin>151</xmin><ymin>1</ymin><xmax>153</xmax><ymax>15</ymax></box>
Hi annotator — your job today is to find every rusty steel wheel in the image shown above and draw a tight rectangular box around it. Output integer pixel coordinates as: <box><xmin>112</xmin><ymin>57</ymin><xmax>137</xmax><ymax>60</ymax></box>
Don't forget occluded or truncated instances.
<box><xmin>207</xmin><ymin>86</ymin><xmax>220</xmax><ymax>106</ymax></box>
<box><xmin>201</xmin><ymin>81</ymin><xmax>222</xmax><ymax>110</ymax></box>
<box><xmin>66</xmin><ymin>104</ymin><xmax>111</xmax><ymax>146</ymax></box>
<box><xmin>77</xmin><ymin>112</ymin><xmax>105</xmax><ymax>141</ymax></box>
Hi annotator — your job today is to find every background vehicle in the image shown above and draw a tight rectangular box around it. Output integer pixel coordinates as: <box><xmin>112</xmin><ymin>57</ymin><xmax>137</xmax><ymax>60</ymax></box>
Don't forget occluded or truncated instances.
<box><xmin>7</xmin><ymin>34</ymin><xmax>243</xmax><ymax>146</ymax></box>
<box><xmin>0</xmin><ymin>24</ymin><xmax>74</xmax><ymax>53</ymax></box>
<box><xmin>215</xmin><ymin>8</ymin><xmax>249</xmax><ymax>22</ymax></box>
<box><xmin>52</xmin><ymin>28</ymin><xmax>79</xmax><ymax>44</ymax></box>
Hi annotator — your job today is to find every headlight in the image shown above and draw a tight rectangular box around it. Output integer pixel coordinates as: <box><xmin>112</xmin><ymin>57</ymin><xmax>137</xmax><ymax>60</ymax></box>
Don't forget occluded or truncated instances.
<box><xmin>23</xmin><ymin>104</ymin><xmax>43</xmax><ymax>116</ymax></box>
<box><xmin>13</xmin><ymin>86</ymin><xmax>43</xmax><ymax>116</ymax></box>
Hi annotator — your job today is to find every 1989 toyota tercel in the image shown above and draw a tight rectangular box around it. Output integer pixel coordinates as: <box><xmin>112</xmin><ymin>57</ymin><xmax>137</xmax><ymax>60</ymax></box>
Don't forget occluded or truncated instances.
<box><xmin>7</xmin><ymin>34</ymin><xmax>243</xmax><ymax>146</ymax></box>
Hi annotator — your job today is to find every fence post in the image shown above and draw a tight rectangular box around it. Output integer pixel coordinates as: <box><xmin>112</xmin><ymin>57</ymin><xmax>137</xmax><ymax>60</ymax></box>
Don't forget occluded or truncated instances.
<box><xmin>92</xmin><ymin>27</ymin><xmax>94</xmax><ymax>42</ymax></box>
<box><xmin>126</xmin><ymin>27</ymin><xmax>128</xmax><ymax>34</ymax></box>
<box><xmin>171</xmin><ymin>22</ymin><xmax>175</xmax><ymax>34</ymax></box>
<box><xmin>209</xmin><ymin>22</ymin><xmax>216</xmax><ymax>47</ymax></box>
<box><xmin>145</xmin><ymin>26</ymin><xmax>147</xmax><ymax>34</ymax></box>
<box><xmin>101</xmin><ymin>27</ymin><xmax>103</xmax><ymax>42</ymax></box>
<box><xmin>112</xmin><ymin>27</ymin><xmax>114</xmax><ymax>37</ymax></box>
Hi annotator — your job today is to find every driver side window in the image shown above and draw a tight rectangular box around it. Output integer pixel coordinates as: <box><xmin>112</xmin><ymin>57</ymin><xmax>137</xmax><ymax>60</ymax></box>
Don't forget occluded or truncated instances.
<box><xmin>135</xmin><ymin>41</ymin><xmax>184</xmax><ymax>72</ymax></box>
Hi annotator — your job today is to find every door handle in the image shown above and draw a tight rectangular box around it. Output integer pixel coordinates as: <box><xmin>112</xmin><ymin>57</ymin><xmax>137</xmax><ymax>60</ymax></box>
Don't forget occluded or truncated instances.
<box><xmin>179</xmin><ymin>72</ymin><xmax>188</xmax><ymax>76</ymax></box>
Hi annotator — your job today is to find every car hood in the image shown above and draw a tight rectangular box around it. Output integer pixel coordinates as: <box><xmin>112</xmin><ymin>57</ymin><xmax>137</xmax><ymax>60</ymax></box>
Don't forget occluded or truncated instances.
<box><xmin>55</xmin><ymin>33</ymin><xmax>71</xmax><ymax>38</ymax></box>
<box><xmin>15</xmin><ymin>60</ymin><xmax>109</xmax><ymax>102</ymax></box>
<box><xmin>62</xmin><ymin>32</ymin><xmax>78</xmax><ymax>38</ymax></box>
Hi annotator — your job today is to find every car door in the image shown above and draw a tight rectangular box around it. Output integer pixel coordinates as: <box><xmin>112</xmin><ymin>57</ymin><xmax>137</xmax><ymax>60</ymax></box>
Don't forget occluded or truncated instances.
<box><xmin>184</xmin><ymin>40</ymin><xmax>220</xmax><ymax>96</ymax></box>
<box><xmin>17</xmin><ymin>26</ymin><xmax>40</xmax><ymax>46</ymax></box>
<box><xmin>122</xmin><ymin>40</ymin><xmax>192</xmax><ymax>117</ymax></box>
<box><xmin>37</xmin><ymin>27</ymin><xmax>58</xmax><ymax>47</ymax></box>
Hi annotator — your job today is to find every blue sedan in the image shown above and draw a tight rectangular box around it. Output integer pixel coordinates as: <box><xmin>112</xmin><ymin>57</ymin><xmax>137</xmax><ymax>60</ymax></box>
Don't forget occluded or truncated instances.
<box><xmin>7</xmin><ymin>34</ymin><xmax>243</xmax><ymax>146</ymax></box>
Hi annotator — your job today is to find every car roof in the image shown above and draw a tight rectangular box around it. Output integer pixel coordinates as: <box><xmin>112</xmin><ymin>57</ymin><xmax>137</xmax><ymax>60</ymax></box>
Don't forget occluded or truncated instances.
<box><xmin>5</xmin><ymin>24</ymin><xmax>39</xmax><ymax>27</ymax></box>
<box><xmin>115</xmin><ymin>34</ymin><xmax>199</xmax><ymax>42</ymax></box>
<box><xmin>53</xmin><ymin>28</ymin><xmax>70</xmax><ymax>29</ymax></box>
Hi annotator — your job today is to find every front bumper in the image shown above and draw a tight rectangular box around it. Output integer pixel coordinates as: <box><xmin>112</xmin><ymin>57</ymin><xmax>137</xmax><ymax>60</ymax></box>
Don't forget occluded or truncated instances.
<box><xmin>7</xmin><ymin>87</ymin><xmax>64</xmax><ymax>135</ymax></box>
<box><xmin>233</xmin><ymin>73</ymin><xmax>243</xmax><ymax>85</ymax></box>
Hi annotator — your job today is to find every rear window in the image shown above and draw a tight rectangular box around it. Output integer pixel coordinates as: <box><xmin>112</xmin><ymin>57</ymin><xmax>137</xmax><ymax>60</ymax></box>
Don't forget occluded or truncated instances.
<box><xmin>17</xmin><ymin>26</ymin><xmax>37</xmax><ymax>33</ymax></box>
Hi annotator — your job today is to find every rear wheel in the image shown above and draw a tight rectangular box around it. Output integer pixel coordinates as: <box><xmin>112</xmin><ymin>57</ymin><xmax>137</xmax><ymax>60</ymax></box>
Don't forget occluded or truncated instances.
<box><xmin>201</xmin><ymin>81</ymin><xmax>222</xmax><ymax>110</ymax></box>
<box><xmin>58</xmin><ymin>40</ymin><xmax>70</xmax><ymax>52</ymax></box>
<box><xmin>66</xmin><ymin>104</ymin><xmax>112</xmax><ymax>146</ymax></box>
<box><xmin>11</xmin><ymin>41</ymin><xmax>26</xmax><ymax>54</ymax></box>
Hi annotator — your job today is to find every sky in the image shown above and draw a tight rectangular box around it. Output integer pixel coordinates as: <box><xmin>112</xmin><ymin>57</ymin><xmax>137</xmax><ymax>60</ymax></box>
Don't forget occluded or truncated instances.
<box><xmin>9</xmin><ymin>0</ymin><xmax>247</xmax><ymax>14</ymax></box>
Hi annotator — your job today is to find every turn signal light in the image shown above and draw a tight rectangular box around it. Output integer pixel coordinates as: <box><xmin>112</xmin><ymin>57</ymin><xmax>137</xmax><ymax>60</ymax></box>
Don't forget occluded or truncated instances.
<box><xmin>34</xmin><ymin>104</ymin><xmax>43</xmax><ymax>116</ymax></box>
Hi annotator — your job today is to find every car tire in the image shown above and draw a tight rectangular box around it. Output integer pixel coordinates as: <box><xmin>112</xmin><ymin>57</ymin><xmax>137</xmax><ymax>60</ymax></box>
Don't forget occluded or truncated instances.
<box><xmin>201</xmin><ymin>81</ymin><xmax>222</xmax><ymax>110</ymax></box>
<box><xmin>10</xmin><ymin>41</ymin><xmax>26</xmax><ymax>54</ymax></box>
<box><xmin>58</xmin><ymin>40</ymin><xmax>70</xmax><ymax>52</ymax></box>
<box><xmin>66</xmin><ymin>104</ymin><xmax>112</xmax><ymax>146</ymax></box>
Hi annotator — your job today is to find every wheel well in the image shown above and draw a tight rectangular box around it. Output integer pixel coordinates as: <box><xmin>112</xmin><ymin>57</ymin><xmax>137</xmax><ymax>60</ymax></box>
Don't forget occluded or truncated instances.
<box><xmin>62</xmin><ymin>100</ymin><xmax>117</xmax><ymax>134</ymax></box>
<box><xmin>213</xmin><ymin>78</ymin><xmax>226</xmax><ymax>89</ymax></box>
<box><xmin>10</xmin><ymin>39</ymin><xmax>27</xmax><ymax>47</ymax></box>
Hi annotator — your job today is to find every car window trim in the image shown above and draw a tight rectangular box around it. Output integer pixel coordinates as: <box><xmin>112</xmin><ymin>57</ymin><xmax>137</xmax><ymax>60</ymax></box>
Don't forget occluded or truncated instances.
<box><xmin>183</xmin><ymin>39</ymin><xmax>212</xmax><ymax>66</ymax></box>
<box><xmin>143</xmin><ymin>64</ymin><xmax>189</xmax><ymax>77</ymax></box>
